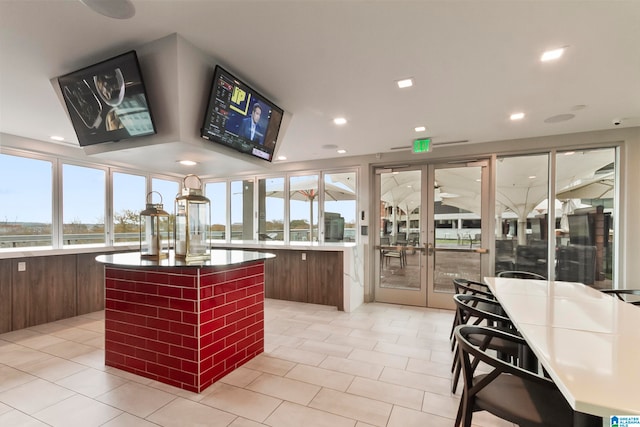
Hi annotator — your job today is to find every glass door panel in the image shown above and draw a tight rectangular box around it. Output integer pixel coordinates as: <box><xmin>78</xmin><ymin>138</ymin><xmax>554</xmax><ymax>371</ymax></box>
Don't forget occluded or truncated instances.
<box><xmin>375</xmin><ymin>168</ymin><xmax>427</xmax><ymax>306</ymax></box>
<box><xmin>428</xmin><ymin>163</ymin><xmax>489</xmax><ymax>309</ymax></box>
<box><xmin>495</xmin><ymin>154</ymin><xmax>549</xmax><ymax>278</ymax></box>
<box><xmin>494</xmin><ymin>149</ymin><xmax>617</xmax><ymax>287</ymax></box>
<box><xmin>555</xmin><ymin>148</ymin><xmax>616</xmax><ymax>288</ymax></box>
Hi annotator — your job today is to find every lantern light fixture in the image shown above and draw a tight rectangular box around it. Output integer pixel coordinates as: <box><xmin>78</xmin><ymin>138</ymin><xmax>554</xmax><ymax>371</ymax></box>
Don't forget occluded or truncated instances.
<box><xmin>174</xmin><ymin>174</ymin><xmax>211</xmax><ymax>261</ymax></box>
<box><xmin>139</xmin><ymin>191</ymin><xmax>170</xmax><ymax>260</ymax></box>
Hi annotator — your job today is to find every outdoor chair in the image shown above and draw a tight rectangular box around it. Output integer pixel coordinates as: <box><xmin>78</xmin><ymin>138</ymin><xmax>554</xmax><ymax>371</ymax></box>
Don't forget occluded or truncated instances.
<box><xmin>379</xmin><ymin>237</ymin><xmax>406</xmax><ymax>268</ymax></box>
<box><xmin>601</xmin><ymin>289</ymin><xmax>640</xmax><ymax>306</ymax></box>
<box><xmin>497</xmin><ymin>270</ymin><xmax>546</xmax><ymax>280</ymax></box>
<box><xmin>450</xmin><ymin>294</ymin><xmax>520</xmax><ymax>393</ymax></box>
<box><xmin>382</xmin><ymin>246</ymin><xmax>406</xmax><ymax>268</ymax></box>
<box><xmin>454</xmin><ymin>325</ymin><xmax>574</xmax><ymax>427</ymax></box>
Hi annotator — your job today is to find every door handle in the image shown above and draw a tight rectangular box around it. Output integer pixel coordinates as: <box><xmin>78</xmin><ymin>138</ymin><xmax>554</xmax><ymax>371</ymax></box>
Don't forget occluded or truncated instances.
<box><xmin>426</xmin><ymin>243</ymin><xmax>434</xmax><ymax>256</ymax></box>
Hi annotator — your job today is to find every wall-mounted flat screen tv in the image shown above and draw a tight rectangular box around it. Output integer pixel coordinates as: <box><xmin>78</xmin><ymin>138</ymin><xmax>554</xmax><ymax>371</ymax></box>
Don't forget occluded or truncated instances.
<box><xmin>201</xmin><ymin>66</ymin><xmax>284</xmax><ymax>162</ymax></box>
<box><xmin>58</xmin><ymin>50</ymin><xmax>156</xmax><ymax>147</ymax></box>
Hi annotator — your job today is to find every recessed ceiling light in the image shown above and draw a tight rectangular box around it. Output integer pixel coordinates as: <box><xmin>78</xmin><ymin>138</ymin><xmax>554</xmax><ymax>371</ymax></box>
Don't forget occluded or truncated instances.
<box><xmin>397</xmin><ymin>78</ymin><xmax>413</xmax><ymax>89</ymax></box>
<box><xmin>80</xmin><ymin>0</ymin><xmax>135</xmax><ymax>19</ymax></box>
<box><xmin>337</xmin><ymin>149</ymin><xmax>347</xmax><ymax>154</ymax></box>
<box><xmin>414</xmin><ymin>126</ymin><xmax>426</xmax><ymax>132</ymax></box>
<box><xmin>544</xmin><ymin>113</ymin><xmax>575</xmax><ymax>123</ymax></box>
<box><xmin>529</xmin><ymin>175</ymin><xmax>537</xmax><ymax>179</ymax></box>
<box><xmin>178</xmin><ymin>160</ymin><xmax>197</xmax><ymax>166</ymax></box>
<box><xmin>564</xmin><ymin>151</ymin><xmax>575</xmax><ymax>156</ymax></box>
<box><xmin>541</xmin><ymin>47</ymin><xmax>565</xmax><ymax>62</ymax></box>
<box><xmin>50</xmin><ymin>136</ymin><xmax>64</xmax><ymax>141</ymax></box>
<box><xmin>333</xmin><ymin>117</ymin><xmax>347</xmax><ymax>125</ymax></box>
<box><xmin>277</xmin><ymin>155</ymin><xmax>287</xmax><ymax>161</ymax></box>
<box><xmin>510</xmin><ymin>112</ymin><xmax>525</xmax><ymax>120</ymax></box>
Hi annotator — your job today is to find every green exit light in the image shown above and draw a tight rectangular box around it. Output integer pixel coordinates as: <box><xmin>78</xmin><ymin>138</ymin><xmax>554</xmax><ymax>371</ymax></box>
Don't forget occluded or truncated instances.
<box><xmin>413</xmin><ymin>138</ymin><xmax>431</xmax><ymax>153</ymax></box>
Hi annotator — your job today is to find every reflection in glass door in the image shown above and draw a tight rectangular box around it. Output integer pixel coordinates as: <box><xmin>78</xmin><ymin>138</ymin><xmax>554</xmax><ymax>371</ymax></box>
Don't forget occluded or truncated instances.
<box><xmin>375</xmin><ymin>168</ymin><xmax>426</xmax><ymax>306</ymax></box>
<box><xmin>428</xmin><ymin>162</ymin><xmax>489</xmax><ymax>309</ymax></box>
<box><xmin>374</xmin><ymin>162</ymin><xmax>490</xmax><ymax>309</ymax></box>
<box><xmin>494</xmin><ymin>149</ymin><xmax>617</xmax><ymax>288</ymax></box>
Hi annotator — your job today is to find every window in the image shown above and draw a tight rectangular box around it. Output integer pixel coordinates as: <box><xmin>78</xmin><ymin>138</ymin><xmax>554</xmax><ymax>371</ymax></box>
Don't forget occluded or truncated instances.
<box><xmin>152</xmin><ymin>177</ymin><xmax>180</xmax><ymax>237</ymax></box>
<box><xmin>152</xmin><ymin>178</ymin><xmax>180</xmax><ymax>214</ymax></box>
<box><xmin>214</xmin><ymin>170</ymin><xmax>359</xmax><ymax>244</ymax></box>
<box><xmin>258</xmin><ymin>177</ymin><xmax>284</xmax><ymax>241</ymax></box>
<box><xmin>461</xmin><ymin>219</ymin><xmax>481</xmax><ymax>229</ymax></box>
<box><xmin>290</xmin><ymin>175</ymin><xmax>318</xmax><ymax>242</ymax></box>
<box><xmin>435</xmin><ymin>220</ymin><xmax>455</xmax><ymax>229</ymax></box>
<box><xmin>0</xmin><ymin>153</ymin><xmax>53</xmax><ymax>248</ymax></box>
<box><xmin>555</xmin><ymin>148</ymin><xmax>616</xmax><ymax>287</ymax></box>
<box><xmin>231</xmin><ymin>179</ymin><xmax>254</xmax><ymax>241</ymax></box>
<box><xmin>494</xmin><ymin>148</ymin><xmax>618</xmax><ymax>288</ymax></box>
<box><xmin>323</xmin><ymin>172</ymin><xmax>356</xmax><ymax>242</ymax></box>
<box><xmin>495</xmin><ymin>154</ymin><xmax>549</xmax><ymax>277</ymax></box>
<box><xmin>113</xmin><ymin>172</ymin><xmax>146</xmax><ymax>244</ymax></box>
<box><xmin>205</xmin><ymin>181</ymin><xmax>227</xmax><ymax>241</ymax></box>
<box><xmin>495</xmin><ymin>148</ymin><xmax>617</xmax><ymax>288</ymax></box>
<box><xmin>62</xmin><ymin>164</ymin><xmax>106</xmax><ymax>245</ymax></box>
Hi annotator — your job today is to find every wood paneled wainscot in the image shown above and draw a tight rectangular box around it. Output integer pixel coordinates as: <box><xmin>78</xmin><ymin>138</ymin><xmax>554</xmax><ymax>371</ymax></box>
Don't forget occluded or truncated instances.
<box><xmin>0</xmin><ymin>250</ymin><xmax>124</xmax><ymax>334</ymax></box>
<box><xmin>12</xmin><ymin>255</ymin><xmax>76</xmax><ymax>330</ymax></box>
<box><xmin>220</xmin><ymin>244</ymin><xmax>364</xmax><ymax>312</ymax></box>
<box><xmin>0</xmin><ymin>258</ymin><xmax>11</xmax><ymax>333</ymax></box>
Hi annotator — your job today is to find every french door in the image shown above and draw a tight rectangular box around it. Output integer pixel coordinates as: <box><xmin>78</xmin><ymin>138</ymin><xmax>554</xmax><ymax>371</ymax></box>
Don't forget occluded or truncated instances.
<box><xmin>374</xmin><ymin>161</ymin><xmax>491</xmax><ymax>309</ymax></box>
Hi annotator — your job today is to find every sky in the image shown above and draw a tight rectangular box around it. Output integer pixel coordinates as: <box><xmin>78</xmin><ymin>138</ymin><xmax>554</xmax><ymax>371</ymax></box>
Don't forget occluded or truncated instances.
<box><xmin>1</xmin><ymin>154</ymin><xmax>54</xmax><ymax>223</ymax></box>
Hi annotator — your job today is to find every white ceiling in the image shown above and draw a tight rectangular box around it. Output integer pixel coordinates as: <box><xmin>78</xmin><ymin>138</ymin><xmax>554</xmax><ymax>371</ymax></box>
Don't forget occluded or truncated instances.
<box><xmin>1</xmin><ymin>0</ymin><xmax>639</xmax><ymax>177</ymax></box>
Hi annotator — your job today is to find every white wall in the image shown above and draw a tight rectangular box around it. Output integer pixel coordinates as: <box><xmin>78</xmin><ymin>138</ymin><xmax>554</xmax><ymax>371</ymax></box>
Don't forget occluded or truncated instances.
<box><xmin>619</xmin><ymin>127</ymin><xmax>640</xmax><ymax>287</ymax></box>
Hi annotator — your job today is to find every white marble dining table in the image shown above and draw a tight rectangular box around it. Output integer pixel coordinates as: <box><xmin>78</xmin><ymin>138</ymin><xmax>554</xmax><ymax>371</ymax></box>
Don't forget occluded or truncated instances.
<box><xmin>484</xmin><ymin>277</ymin><xmax>640</xmax><ymax>425</ymax></box>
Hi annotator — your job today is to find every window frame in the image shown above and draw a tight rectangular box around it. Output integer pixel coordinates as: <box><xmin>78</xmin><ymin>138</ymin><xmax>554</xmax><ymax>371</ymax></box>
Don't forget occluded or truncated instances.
<box><xmin>0</xmin><ymin>149</ymin><xmax>55</xmax><ymax>249</ymax></box>
<box><xmin>203</xmin><ymin>167</ymin><xmax>359</xmax><ymax>245</ymax></box>
<box><xmin>59</xmin><ymin>160</ymin><xmax>109</xmax><ymax>247</ymax></box>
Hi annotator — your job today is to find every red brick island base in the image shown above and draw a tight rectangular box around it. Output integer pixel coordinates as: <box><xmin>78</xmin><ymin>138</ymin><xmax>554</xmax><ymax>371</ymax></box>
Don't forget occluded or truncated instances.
<box><xmin>97</xmin><ymin>250</ymin><xmax>273</xmax><ymax>393</ymax></box>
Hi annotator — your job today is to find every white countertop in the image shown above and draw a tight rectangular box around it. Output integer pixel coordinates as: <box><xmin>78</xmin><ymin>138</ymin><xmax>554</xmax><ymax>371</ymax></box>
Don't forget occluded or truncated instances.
<box><xmin>484</xmin><ymin>277</ymin><xmax>640</xmax><ymax>418</ymax></box>
<box><xmin>212</xmin><ymin>240</ymin><xmax>357</xmax><ymax>251</ymax></box>
<box><xmin>0</xmin><ymin>241</ymin><xmax>357</xmax><ymax>260</ymax></box>
<box><xmin>96</xmin><ymin>249</ymin><xmax>275</xmax><ymax>268</ymax></box>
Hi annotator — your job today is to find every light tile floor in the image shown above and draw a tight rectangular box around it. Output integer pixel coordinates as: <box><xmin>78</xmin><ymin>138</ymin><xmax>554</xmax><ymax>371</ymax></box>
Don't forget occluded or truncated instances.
<box><xmin>0</xmin><ymin>299</ymin><xmax>514</xmax><ymax>427</ymax></box>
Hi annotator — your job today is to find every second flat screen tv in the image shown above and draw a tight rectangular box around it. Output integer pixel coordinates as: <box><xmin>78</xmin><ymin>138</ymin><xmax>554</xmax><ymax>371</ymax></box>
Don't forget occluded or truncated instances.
<box><xmin>201</xmin><ymin>66</ymin><xmax>284</xmax><ymax>162</ymax></box>
<box><xmin>58</xmin><ymin>50</ymin><xmax>156</xmax><ymax>147</ymax></box>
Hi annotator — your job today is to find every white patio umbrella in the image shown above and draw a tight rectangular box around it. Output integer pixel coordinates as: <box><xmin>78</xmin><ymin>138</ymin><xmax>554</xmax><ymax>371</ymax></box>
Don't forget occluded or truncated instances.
<box><xmin>493</xmin><ymin>154</ymin><xmax>613</xmax><ymax>244</ymax></box>
<box><xmin>424</xmin><ymin>154</ymin><xmax>613</xmax><ymax>244</ymax></box>
<box><xmin>533</xmin><ymin>198</ymin><xmax>563</xmax><ymax>216</ymax></box>
<box><xmin>556</xmin><ymin>173</ymin><xmax>614</xmax><ymax>200</ymax></box>
<box><xmin>266</xmin><ymin>177</ymin><xmax>355</xmax><ymax>240</ymax></box>
<box><xmin>436</xmin><ymin>167</ymin><xmax>482</xmax><ymax>215</ymax></box>
<box><xmin>375</xmin><ymin>152</ymin><xmax>614</xmax><ymax>245</ymax></box>
<box><xmin>379</xmin><ymin>172</ymin><xmax>421</xmax><ymax>240</ymax></box>
<box><xmin>560</xmin><ymin>199</ymin><xmax>577</xmax><ymax>232</ymax></box>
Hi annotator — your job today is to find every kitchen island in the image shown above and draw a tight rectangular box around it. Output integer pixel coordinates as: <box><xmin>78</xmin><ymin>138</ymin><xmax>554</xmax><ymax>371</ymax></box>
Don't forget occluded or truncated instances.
<box><xmin>96</xmin><ymin>250</ymin><xmax>274</xmax><ymax>393</ymax></box>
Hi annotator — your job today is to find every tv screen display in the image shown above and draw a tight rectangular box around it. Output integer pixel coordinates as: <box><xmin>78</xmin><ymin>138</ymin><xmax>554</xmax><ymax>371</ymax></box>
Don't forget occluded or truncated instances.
<box><xmin>568</xmin><ymin>214</ymin><xmax>593</xmax><ymax>245</ymax></box>
<box><xmin>58</xmin><ymin>50</ymin><xmax>156</xmax><ymax>147</ymax></box>
<box><xmin>201</xmin><ymin>66</ymin><xmax>283</xmax><ymax>162</ymax></box>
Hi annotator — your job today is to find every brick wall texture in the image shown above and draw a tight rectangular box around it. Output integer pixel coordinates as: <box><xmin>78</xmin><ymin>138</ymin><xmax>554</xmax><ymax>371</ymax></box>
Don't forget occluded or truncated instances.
<box><xmin>104</xmin><ymin>262</ymin><xmax>265</xmax><ymax>392</ymax></box>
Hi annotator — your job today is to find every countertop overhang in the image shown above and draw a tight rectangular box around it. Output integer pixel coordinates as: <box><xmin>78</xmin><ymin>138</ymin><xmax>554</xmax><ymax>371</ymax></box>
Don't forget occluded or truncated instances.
<box><xmin>96</xmin><ymin>249</ymin><xmax>275</xmax><ymax>268</ymax></box>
